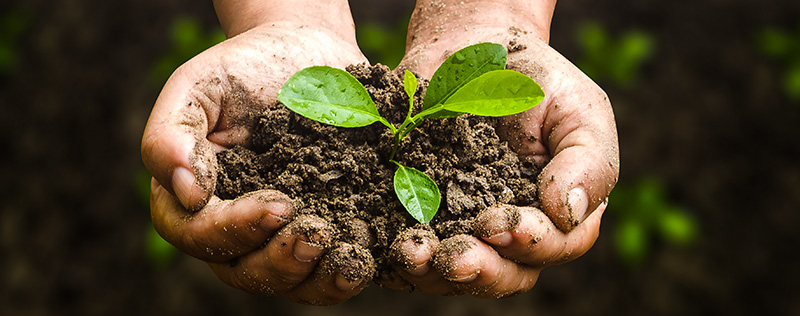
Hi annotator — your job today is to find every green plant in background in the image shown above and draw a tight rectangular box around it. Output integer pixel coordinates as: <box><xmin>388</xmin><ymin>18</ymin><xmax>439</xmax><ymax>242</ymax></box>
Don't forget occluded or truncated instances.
<box><xmin>575</xmin><ymin>21</ymin><xmax>655</xmax><ymax>87</ymax></box>
<box><xmin>609</xmin><ymin>178</ymin><xmax>697</xmax><ymax>265</ymax></box>
<box><xmin>0</xmin><ymin>6</ymin><xmax>32</xmax><ymax>75</ymax></box>
<box><xmin>757</xmin><ymin>25</ymin><xmax>800</xmax><ymax>101</ymax></box>
<box><xmin>278</xmin><ymin>43</ymin><xmax>544</xmax><ymax>223</ymax></box>
<box><xmin>136</xmin><ymin>168</ymin><xmax>179</xmax><ymax>267</ymax></box>
<box><xmin>145</xmin><ymin>225</ymin><xmax>179</xmax><ymax>267</ymax></box>
<box><xmin>150</xmin><ymin>16</ymin><xmax>226</xmax><ymax>85</ymax></box>
<box><xmin>356</xmin><ymin>19</ymin><xmax>408</xmax><ymax>69</ymax></box>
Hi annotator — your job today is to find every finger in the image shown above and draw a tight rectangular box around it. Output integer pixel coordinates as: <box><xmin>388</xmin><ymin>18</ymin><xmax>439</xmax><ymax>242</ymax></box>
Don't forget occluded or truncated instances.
<box><xmin>389</xmin><ymin>228</ymin><xmax>459</xmax><ymax>295</ymax></box>
<box><xmin>208</xmin><ymin>215</ymin><xmax>333</xmax><ymax>295</ymax></box>
<box><xmin>151</xmin><ymin>178</ymin><xmax>294</xmax><ymax>262</ymax></box>
<box><xmin>475</xmin><ymin>203</ymin><xmax>606</xmax><ymax>267</ymax></box>
<box><xmin>431</xmin><ymin>234</ymin><xmax>541</xmax><ymax>298</ymax></box>
<box><xmin>506</xmin><ymin>46</ymin><xmax>619</xmax><ymax>231</ymax></box>
<box><xmin>141</xmin><ymin>63</ymin><xmax>230</xmax><ymax>210</ymax></box>
<box><xmin>284</xmin><ymin>243</ymin><xmax>375</xmax><ymax>305</ymax></box>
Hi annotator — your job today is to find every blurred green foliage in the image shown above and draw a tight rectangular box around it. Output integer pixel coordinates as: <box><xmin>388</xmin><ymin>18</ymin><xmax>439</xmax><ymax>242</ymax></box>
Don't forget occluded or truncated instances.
<box><xmin>575</xmin><ymin>22</ymin><xmax>655</xmax><ymax>87</ymax></box>
<box><xmin>757</xmin><ymin>25</ymin><xmax>800</xmax><ymax>101</ymax></box>
<box><xmin>136</xmin><ymin>168</ymin><xmax>179</xmax><ymax>267</ymax></box>
<box><xmin>135</xmin><ymin>168</ymin><xmax>152</xmax><ymax>205</ymax></box>
<box><xmin>150</xmin><ymin>17</ymin><xmax>226</xmax><ymax>85</ymax></box>
<box><xmin>356</xmin><ymin>20</ymin><xmax>408</xmax><ymax>69</ymax></box>
<box><xmin>0</xmin><ymin>7</ymin><xmax>32</xmax><ymax>75</ymax></box>
<box><xmin>145</xmin><ymin>225</ymin><xmax>179</xmax><ymax>268</ymax></box>
<box><xmin>609</xmin><ymin>178</ymin><xmax>698</xmax><ymax>265</ymax></box>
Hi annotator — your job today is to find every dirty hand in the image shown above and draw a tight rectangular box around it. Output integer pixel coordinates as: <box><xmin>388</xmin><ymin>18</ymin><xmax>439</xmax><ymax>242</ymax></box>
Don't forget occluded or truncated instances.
<box><xmin>391</xmin><ymin>0</ymin><xmax>619</xmax><ymax>297</ymax></box>
<box><xmin>141</xmin><ymin>0</ymin><xmax>371</xmax><ymax>305</ymax></box>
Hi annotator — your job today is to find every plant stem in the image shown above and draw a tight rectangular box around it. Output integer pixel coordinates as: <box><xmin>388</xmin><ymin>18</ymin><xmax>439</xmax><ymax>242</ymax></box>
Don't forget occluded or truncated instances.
<box><xmin>389</xmin><ymin>130</ymin><xmax>401</xmax><ymax>161</ymax></box>
<box><xmin>406</xmin><ymin>93</ymin><xmax>414</xmax><ymax>122</ymax></box>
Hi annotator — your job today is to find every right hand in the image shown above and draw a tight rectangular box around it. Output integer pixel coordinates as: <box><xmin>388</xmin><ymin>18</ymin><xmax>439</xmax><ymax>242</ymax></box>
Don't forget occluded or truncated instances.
<box><xmin>141</xmin><ymin>22</ymin><xmax>372</xmax><ymax>305</ymax></box>
<box><xmin>389</xmin><ymin>0</ymin><xmax>618</xmax><ymax>298</ymax></box>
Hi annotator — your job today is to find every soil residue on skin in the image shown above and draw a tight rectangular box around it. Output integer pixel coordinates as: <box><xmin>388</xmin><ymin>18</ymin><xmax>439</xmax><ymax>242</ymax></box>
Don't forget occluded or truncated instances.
<box><xmin>214</xmin><ymin>63</ymin><xmax>541</xmax><ymax>284</ymax></box>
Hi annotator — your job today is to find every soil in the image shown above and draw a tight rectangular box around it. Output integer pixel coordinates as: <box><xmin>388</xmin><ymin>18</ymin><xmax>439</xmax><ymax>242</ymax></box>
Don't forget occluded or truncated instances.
<box><xmin>214</xmin><ymin>63</ymin><xmax>541</xmax><ymax>283</ymax></box>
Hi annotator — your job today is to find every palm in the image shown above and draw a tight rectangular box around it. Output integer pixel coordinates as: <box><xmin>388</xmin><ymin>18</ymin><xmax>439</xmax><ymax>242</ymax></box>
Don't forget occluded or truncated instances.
<box><xmin>173</xmin><ymin>26</ymin><xmax>369</xmax><ymax>150</ymax></box>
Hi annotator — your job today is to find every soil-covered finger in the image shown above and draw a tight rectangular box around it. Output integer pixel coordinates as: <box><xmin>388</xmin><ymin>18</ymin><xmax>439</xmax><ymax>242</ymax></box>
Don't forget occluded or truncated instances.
<box><xmin>151</xmin><ymin>184</ymin><xmax>294</xmax><ymax>262</ymax></box>
<box><xmin>284</xmin><ymin>243</ymin><xmax>374</xmax><ymax>305</ymax></box>
<box><xmin>388</xmin><ymin>228</ymin><xmax>459</xmax><ymax>295</ymax></box>
<box><xmin>432</xmin><ymin>234</ymin><xmax>540</xmax><ymax>298</ymax></box>
<box><xmin>207</xmin><ymin>214</ymin><xmax>334</xmax><ymax>295</ymax></box>
<box><xmin>476</xmin><ymin>204</ymin><xmax>604</xmax><ymax>267</ymax></box>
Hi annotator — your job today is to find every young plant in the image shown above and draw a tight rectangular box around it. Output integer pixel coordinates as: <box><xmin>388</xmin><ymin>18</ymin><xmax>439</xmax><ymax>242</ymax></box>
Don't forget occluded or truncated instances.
<box><xmin>277</xmin><ymin>42</ymin><xmax>544</xmax><ymax>223</ymax></box>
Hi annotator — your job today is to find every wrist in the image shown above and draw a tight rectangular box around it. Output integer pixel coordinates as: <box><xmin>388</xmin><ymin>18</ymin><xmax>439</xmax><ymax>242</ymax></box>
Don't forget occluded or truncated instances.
<box><xmin>213</xmin><ymin>0</ymin><xmax>357</xmax><ymax>42</ymax></box>
<box><xmin>407</xmin><ymin>0</ymin><xmax>554</xmax><ymax>46</ymax></box>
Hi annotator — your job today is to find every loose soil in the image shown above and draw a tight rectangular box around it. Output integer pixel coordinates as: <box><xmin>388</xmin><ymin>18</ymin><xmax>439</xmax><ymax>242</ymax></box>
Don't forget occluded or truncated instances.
<box><xmin>214</xmin><ymin>63</ymin><xmax>542</xmax><ymax>284</ymax></box>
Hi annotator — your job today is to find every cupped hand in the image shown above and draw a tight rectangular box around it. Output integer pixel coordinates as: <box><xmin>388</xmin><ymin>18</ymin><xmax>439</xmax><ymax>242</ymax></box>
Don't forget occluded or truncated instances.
<box><xmin>392</xmin><ymin>5</ymin><xmax>619</xmax><ymax>297</ymax></box>
<box><xmin>141</xmin><ymin>23</ymin><xmax>372</xmax><ymax>304</ymax></box>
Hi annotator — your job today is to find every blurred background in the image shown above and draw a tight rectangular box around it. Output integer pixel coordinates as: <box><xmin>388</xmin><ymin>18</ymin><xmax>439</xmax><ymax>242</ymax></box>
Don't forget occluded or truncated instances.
<box><xmin>1</xmin><ymin>0</ymin><xmax>798</xmax><ymax>315</ymax></box>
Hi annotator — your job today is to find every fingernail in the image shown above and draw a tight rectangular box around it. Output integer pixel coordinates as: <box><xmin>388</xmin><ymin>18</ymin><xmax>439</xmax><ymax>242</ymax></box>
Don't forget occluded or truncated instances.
<box><xmin>483</xmin><ymin>231</ymin><xmax>513</xmax><ymax>247</ymax></box>
<box><xmin>293</xmin><ymin>240</ymin><xmax>324</xmax><ymax>263</ymax></box>
<box><xmin>260</xmin><ymin>201</ymin><xmax>292</xmax><ymax>232</ymax></box>
<box><xmin>261</xmin><ymin>213</ymin><xmax>289</xmax><ymax>232</ymax></box>
<box><xmin>335</xmin><ymin>274</ymin><xmax>363</xmax><ymax>292</ymax></box>
<box><xmin>448</xmin><ymin>271</ymin><xmax>478</xmax><ymax>283</ymax></box>
<box><xmin>567</xmin><ymin>187</ymin><xmax>589</xmax><ymax>223</ymax></box>
<box><xmin>400</xmin><ymin>237</ymin><xmax>433</xmax><ymax>276</ymax></box>
<box><xmin>172</xmin><ymin>167</ymin><xmax>195</xmax><ymax>208</ymax></box>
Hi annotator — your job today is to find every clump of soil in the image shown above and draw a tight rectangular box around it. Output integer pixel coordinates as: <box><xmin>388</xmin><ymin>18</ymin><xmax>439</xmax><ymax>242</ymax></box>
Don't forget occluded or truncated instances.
<box><xmin>215</xmin><ymin>63</ymin><xmax>541</xmax><ymax>284</ymax></box>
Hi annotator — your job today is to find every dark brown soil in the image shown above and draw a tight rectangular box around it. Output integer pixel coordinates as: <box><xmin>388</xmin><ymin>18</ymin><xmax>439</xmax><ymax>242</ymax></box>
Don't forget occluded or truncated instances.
<box><xmin>214</xmin><ymin>63</ymin><xmax>541</xmax><ymax>283</ymax></box>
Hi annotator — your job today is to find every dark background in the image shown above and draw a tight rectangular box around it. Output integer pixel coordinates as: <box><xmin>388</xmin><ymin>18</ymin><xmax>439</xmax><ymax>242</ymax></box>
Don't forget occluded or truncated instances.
<box><xmin>2</xmin><ymin>0</ymin><xmax>799</xmax><ymax>315</ymax></box>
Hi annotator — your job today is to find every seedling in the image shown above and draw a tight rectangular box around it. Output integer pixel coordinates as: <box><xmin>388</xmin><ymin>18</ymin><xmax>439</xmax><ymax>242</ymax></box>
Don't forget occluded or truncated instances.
<box><xmin>277</xmin><ymin>42</ymin><xmax>544</xmax><ymax>223</ymax></box>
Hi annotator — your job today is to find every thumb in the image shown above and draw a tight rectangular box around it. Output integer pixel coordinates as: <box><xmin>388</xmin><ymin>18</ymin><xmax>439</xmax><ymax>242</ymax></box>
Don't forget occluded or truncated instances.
<box><xmin>536</xmin><ymin>78</ymin><xmax>619</xmax><ymax>232</ymax></box>
<box><xmin>504</xmin><ymin>42</ymin><xmax>620</xmax><ymax>232</ymax></box>
<box><xmin>141</xmin><ymin>65</ymin><xmax>226</xmax><ymax>211</ymax></box>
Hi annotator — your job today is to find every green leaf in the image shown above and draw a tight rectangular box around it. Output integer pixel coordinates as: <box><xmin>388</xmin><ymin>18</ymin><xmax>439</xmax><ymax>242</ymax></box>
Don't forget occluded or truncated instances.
<box><xmin>393</xmin><ymin>163</ymin><xmax>440</xmax><ymax>223</ymax></box>
<box><xmin>658</xmin><ymin>208</ymin><xmax>697</xmax><ymax>245</ymax></box>
<box><xmin>278</xmin><ymin>66</ymin><xmax>390</xmax><ymax>128</ymax></box>
<box><xmin>440</xmin><ymin>70</ymin><xmax>544</xmax><ymax>116</ymax></box>
<box><xmin>615</xmin><ymin>219</ymin><xmax>648</xmax><ymax>265</ymax></box>
<box><xmin>421</xmin><ymin>42</ymin><xmax>507</xmax><ymax>119</ymax></box>
<box><xmin>404</xmin><ymin>69</ymin><xmax>418</xmax><ymax>100</ymax></box>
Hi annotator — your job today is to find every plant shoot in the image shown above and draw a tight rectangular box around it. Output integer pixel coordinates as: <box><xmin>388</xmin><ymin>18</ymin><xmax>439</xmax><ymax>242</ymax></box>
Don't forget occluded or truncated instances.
<box><xmin>278</xmin><ymin>42</ymin><xmax>544</xmax><ymax>223</ymax></box>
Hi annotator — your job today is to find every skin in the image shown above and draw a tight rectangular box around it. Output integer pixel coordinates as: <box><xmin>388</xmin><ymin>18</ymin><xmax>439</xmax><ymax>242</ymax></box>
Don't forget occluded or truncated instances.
<box><xmin>141</xmin><ymin>0</ymin><xmax>374</xmax><ymax>305</ymax></box>
<box><xmin>389</xmin><ymin>0</ymin><xmax>619</xmax><ymax>297</ymax></box>
<box><xmin>141</xmin><ymin>0</ymin><xmax>619</xmax><ymax>304</ymax></box>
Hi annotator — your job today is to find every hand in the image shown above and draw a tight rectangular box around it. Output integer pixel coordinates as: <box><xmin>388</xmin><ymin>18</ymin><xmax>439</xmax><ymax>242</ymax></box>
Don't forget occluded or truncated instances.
<box><xmin>390</xmin><ymin>0</ymin><xmax>619</xmax><ymax>297</ymax></box>
<box><xmin>141</xmin><ymin>1</ymin><xmax>374</xmax><ymax>304</ymax></box>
